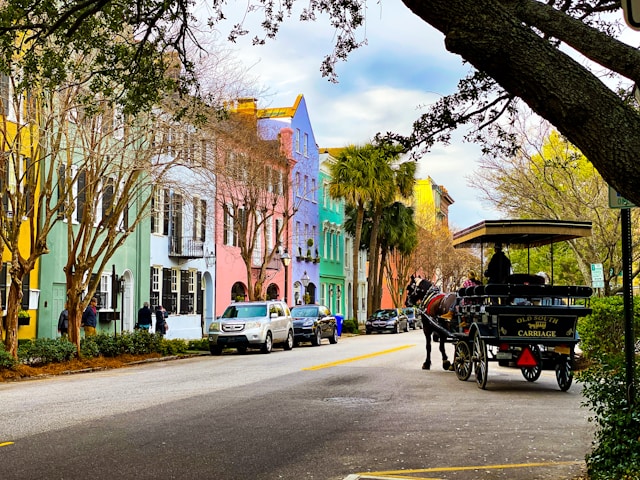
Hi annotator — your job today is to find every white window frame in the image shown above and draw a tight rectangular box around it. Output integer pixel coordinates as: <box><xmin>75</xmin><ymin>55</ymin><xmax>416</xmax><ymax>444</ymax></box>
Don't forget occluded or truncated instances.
<box><xmin>152</xmin><ymin>267</ymin><xmax>161</xmax><ymax>292</ymax></box>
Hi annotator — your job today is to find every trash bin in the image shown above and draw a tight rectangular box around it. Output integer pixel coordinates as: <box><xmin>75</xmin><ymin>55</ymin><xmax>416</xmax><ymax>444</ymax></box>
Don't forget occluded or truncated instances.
<box><xmin>335</xmin><ymin>313</ymin><xmax>344</xmax><ymax>336</ymax></box>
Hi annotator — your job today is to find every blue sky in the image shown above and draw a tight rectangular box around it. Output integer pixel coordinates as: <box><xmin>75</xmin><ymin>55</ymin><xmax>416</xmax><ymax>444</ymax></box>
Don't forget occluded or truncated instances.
<box><xmin>200</xmin><ymin>0</ymin><xmax>502</xmax><ymax>229</ymax></box>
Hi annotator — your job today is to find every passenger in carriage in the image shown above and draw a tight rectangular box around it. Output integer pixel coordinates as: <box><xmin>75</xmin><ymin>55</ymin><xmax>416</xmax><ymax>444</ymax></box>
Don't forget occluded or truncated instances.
<box><xmin>484</xmin><ymin>243</ymin><xmax>511</xmax><ymax>284</ymax></box>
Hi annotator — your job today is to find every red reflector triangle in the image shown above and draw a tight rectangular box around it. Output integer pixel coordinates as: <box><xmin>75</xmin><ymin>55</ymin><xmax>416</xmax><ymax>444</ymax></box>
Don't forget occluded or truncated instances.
<box><xmin>517</xmin><ymin>348</ymin><xmax>538</xmax><ymax>367</ymax></box>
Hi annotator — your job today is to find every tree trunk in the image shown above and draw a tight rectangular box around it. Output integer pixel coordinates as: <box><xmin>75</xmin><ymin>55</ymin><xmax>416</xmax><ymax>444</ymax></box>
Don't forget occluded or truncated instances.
<box><xmin>352</xmin><ymin>206</ymin><xmax>365</xmax><ymax>323</ymax></box>
<box><xmin>376</xmin><ymin>245</ymin><xmax>388</xmax><ymax>310</ymax></box>
<box><xmin>402</xmin><ymin>0</ymin><xmax>640</xmax><ymax>207</ymax></box>
<box><xmin>366</xmin><ymin>206</ymin><xmax>383</xmax><ymax>317</ymax></box>
<box><xmin>3</xmin><ymin>279</ymin><xmax>23</xmax><ymax>358</ymax></box>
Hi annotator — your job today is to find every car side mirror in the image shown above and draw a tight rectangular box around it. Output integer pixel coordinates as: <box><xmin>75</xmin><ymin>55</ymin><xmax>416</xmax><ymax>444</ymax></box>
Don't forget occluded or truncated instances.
<box><xmin>270</xmin><ymin>312</ymin><xmax>278</xmax><ymax>318</ymax></box>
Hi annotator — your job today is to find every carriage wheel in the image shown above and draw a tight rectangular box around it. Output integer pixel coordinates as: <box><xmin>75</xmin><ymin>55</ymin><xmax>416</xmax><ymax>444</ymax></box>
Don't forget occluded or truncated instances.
<box><xmin>473</xmin><ymin>331</ymin><xmax>488</xmax><ymax>390</ymax></box>
<box><xmin>556</xmin><ymin>354</ymin><xmax>573</xmax><ymax>391</ymax></box>
<box><xmin>454</xmin><ymin>340</ymin><xmax>472</xmax><ymax>381</ymax></box>
<box><xmin>521</xmin><ymin>345</ymin><xmax>542</xmax><ymax>382</ymax></box>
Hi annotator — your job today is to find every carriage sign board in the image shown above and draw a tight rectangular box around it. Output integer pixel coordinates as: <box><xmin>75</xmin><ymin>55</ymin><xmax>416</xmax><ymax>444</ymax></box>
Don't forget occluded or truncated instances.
<box><xmin>498</xmin><ymin>314</ymin><xmax>577</xmax><ymax>341</ymax></box>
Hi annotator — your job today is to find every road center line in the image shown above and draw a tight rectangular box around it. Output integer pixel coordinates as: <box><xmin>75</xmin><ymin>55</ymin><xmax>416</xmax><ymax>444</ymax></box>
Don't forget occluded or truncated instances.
<box><xmin>0</xmin><ymin>442</ymin><xmax>15</xmax><ymax>447</ymax></box>
<box><xmin>359</xmin><ymin>460</ymin><xmax>583</xmax><ymax>476</ymax></box>
<box><xmin>303</xmin><ymin>345</ymin><xmax>415</xmax><ymax>371</ymax></box>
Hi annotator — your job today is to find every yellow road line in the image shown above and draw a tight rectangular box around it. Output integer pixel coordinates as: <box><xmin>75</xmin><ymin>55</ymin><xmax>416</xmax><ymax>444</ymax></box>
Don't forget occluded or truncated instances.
<box><xmin>0</xmin><ymin>442</ymin><xmax>15</xmax><ymax>447</ymax></box>
<box><xmin>303</xmin><ymin>345</ymin><xmax>415</xmax><ymax>371</ymax></box>
<box><xmin>359</xmin><ymin>460</ymin><xmax>583</xmax><ymax>476</ymax></box>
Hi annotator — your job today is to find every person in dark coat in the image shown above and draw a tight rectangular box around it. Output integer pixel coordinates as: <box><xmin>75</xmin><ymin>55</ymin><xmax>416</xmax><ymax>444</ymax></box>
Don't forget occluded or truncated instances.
<box><xmin>57</xmin><ymin>303</ymin><xmax>69</xmax><ymax>337</ymax></box>
<box><xmin>484</xmin><ymin>244</ymin><xmax>511</xmax><ymax>284</ymax></box>
<box><xmin>81</xmin><ymin>297</ymin><xmax>98</xmax><ymax>336</ymax></box>
<box><xmin>155</xmin><ymin>305</ymin><xmax>168</xmax><ymax>336</ymax></box>
<box><xmin>137</xmin><ymin>302</ymin><xmax>153</xmax><ymax>331</ymax></box>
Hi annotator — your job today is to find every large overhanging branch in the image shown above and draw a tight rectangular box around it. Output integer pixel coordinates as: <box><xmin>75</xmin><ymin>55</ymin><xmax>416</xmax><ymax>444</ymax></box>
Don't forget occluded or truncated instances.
<box><xmin>501</xmin><ymin>0</ymin><xmax>640</xmax><ymax>84</ymax></box>
<box><xmin>402</xmin><ymin>0</ymin><xmax>640</xmax><ymax>205</ymax></box>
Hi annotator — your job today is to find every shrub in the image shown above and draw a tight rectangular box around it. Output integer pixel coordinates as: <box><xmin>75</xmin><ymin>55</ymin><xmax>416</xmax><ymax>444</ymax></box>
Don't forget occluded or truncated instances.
<box><xmin>158</xmin><ymin>338</ymin><xmax>188</xmax><ymax>356</ymax></box>
<box><xmin>578</xmin><ymin>353</ymin><xmax>640</xmax><ymax>479</ymax></box>
<box><xmin>341</xmin><ymin>318</ymin><xmax>359</xmax><ymax>334</ymax></box>
<box><xmin>0</xmin><ymin>344</ymin><xmax>17</xmax><ymax>369</ymax></box>
<box><xmin>18</xmin><ymin>338</ymin><xmax>77</xmax><ymax>365</ymax></box>
<box><xmin>577</xmin><ymin>296</ymin><xmax>640</xmax><ymax>359</ymax></box>
<box><xmin>80</xmin><ymin>336</ymin><xmax>101</xmax><ymax>358</ymax></box>
<box><xmin>187</xmin><ymin>338</ymin><xmax>208</xmax><ymax>351</ymax></box>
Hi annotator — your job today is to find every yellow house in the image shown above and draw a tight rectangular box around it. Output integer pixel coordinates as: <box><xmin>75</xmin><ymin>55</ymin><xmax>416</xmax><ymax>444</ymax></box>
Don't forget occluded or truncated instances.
<box><xmin>1</xmin><ymin>72</ymin><xmax>40</xmax><ymax>341</ymax></box>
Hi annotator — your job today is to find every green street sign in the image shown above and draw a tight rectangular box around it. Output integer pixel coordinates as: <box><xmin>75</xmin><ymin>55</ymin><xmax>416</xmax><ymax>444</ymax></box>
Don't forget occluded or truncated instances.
<box><xmin>609</xmin><ymin>186</ymin><xmax>635</xmax><ymax>209</ymax></box>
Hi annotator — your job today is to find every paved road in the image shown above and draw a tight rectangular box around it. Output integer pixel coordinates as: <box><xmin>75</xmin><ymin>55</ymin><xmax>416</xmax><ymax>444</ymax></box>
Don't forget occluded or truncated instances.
<box><xmin>0</xmin><ymin>329</ymin><xmax>592</xmax><ymax>479</ymax></box>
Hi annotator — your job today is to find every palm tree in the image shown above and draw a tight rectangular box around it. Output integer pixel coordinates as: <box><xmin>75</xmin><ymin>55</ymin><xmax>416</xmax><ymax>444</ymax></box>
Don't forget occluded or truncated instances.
<box><xmin>378</xmin><ymin>202</ymin><xmax>418</xmax><ymax>309</ymax></box>
<box><xmin>328</xmin><ymin>144</ymin><xmax>377</xmax><ymax>322</ymax></box>
<box><xmin>365</xmin><ymin>145</ymin><xmax>416</xmax><ymax>316</ymax></box>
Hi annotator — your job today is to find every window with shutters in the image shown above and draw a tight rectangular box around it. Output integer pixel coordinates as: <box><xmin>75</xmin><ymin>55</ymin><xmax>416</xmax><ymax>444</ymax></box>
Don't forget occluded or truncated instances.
<box><xmin>76</xmin><ymin>169</ymin><xmax>86</xmax><ymax>222</ymax></box>
<box><xmin>101</xmin><ymin>177</ymin><xmax>115</xmax><ymax>223</ymax></box>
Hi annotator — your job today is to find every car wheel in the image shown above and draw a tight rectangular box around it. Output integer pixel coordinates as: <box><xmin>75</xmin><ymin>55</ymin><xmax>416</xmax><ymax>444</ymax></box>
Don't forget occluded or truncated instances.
<box><xmin>366</xmin><ymin>329</ymin><xmax>372</xmax><ymax>335</ymax></box>
<box><xmin>283</xmin><ymin>330</ymin><xmax>294</xmax><ymax>350</ymax></box>
<box><xmin>311</xmin><ymin>328</ymin><xmax>322</xmax><ymax>346</ymax></box>
<box><xmin>261</xmin><ymin>332</ymin><xmax>273</xmax><ymax>354</ymax></box>
<box><xmin>209</xmin><ymin>345</ymin><xmax>223</xmax><ymax>356</ymax></box>
<box><xmin>329</xmin><ymin>327</ymin><xmax>338</xmax><ymax>344</ymax></box>
<box><xmin>237</xmin><ymin>345</ymin><xmax>248</xmax><ymax>355</ymax></box>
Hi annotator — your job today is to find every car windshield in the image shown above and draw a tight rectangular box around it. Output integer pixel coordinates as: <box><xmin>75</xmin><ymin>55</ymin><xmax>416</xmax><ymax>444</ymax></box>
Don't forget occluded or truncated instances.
<box><xmin>222</xmin><ymin>305</ymin><xmax>267</xmax><ymax>318</ymax></box>
<box><xmin>403</xmin><ymin>308</ymin><xmax>415</xmax><ymax>317</ymax></box>
<box><xmin>291</xmin><ymin>306</ymin><xmax>318</xmax><ymax>317</ymax></box>
<box><xmin>373</xmin><ymin>310</ymin><xmax>395</xmax><ymax>318</ymax></box>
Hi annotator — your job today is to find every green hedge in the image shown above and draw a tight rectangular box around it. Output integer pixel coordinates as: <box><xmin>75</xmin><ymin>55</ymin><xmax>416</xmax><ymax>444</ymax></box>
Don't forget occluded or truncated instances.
<box><xmin>577</xmin><ymin>296</ymin><xmax>640</xmax><ymax>359</ymax></box>
<box><xmin>18</xmin><ymin>338</ymin><xmax>77</xmax><ymax>365</ymax></box>
<box><xmin>1</xmin><ymin>331</ymin><xmax>190</xmax><ymax>369</ymax></box>
<box><xmin>578</xmin><ymin>353</ymin><xmax>640</xmax><ymax>479</ymax></box>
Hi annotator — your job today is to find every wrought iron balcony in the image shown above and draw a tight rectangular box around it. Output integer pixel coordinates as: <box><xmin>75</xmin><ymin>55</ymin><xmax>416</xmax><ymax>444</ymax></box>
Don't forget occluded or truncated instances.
<box><xmin>169</xmin><ymin>236</ymin><xmax>205</xmax><ymax>258</ymax></box>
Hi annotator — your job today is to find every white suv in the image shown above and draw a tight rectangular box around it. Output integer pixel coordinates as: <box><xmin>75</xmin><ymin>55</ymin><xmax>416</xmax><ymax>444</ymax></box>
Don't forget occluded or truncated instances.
<box><xmin>208</xmin><ymin>300</ymin><xmax>294</xmax><ymax>355</ymax></box>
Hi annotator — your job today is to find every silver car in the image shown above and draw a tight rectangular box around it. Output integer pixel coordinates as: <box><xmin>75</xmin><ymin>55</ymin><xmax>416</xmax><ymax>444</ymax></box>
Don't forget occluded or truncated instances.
<box><xmin>208</xmin><ymin>301</ymin><xmax>294</xmax><ymax>355</ymax></box>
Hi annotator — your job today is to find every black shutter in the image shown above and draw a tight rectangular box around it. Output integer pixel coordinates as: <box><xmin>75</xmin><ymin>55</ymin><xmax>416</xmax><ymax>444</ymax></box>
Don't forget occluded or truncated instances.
<box><xmin>76</xmin><ymin>169</ymin><xmax>86</xmax><ymax>222</ymax></box>
<box><xmin>21</xmin><ymin>271</ymin><xmax>30</xmax><ymax>309</ymax></box>
<box><xmin>200</xmin><ymin>200</ymin><xmax>206</xmax><ymax>241</ymax></box>
<box><xmin>58</xmin><ymin>165</ymin><xmax>66</xmax><ymax>217</ymax></box>
<box><xmin>196</xmin><ymin>272</ymin><xmax>203</xmax><ymax>314</ymax></box>
<box><xmin>162</xmin><ymin>268</ymin><xmax>173</xmax><ymax>312</ymax></box>
<box><xmin>102</xmin><ymin>178</ymin><xmax>114</xmax><ymax>222</ymax></box>
<box><xmin>180</xmin><ymin>270</ymin><xmax>189</xmax><ymax>314</ymax></box>
<box><xmin>162</xmin><ymin>189</ymin><xmax>170</xmax><ymax>235</ymax></box>
<box><xmin>150</xmin><ymin>188</ymin><xmax>156</xmax><ymax>233</ymax></box>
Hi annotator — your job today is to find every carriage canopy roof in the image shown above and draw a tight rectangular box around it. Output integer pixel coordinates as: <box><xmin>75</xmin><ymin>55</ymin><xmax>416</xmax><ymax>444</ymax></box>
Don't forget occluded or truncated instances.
<box><xmin>452</xmin><ymin>219</ymin><xmax>592</xmax><ymax>249</ymax></box>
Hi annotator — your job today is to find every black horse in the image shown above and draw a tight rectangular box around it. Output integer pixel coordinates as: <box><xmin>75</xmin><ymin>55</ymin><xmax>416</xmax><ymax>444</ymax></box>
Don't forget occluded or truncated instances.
<box><xmin>405</xmin><ymin>276</ymin><xmax>452</xmax><ymax>371</ymax></box>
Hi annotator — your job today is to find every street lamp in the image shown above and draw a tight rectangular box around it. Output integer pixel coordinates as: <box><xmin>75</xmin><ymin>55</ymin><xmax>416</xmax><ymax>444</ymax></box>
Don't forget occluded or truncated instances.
<box><xmin>280</xmin><ymin>249</ymin><xmax>291</xmax><ymax>304</ymax></box>
<box><xmin>301</xmin><ymin>271</ymin><xmax>310</xmax><ymax>303</ymax></box>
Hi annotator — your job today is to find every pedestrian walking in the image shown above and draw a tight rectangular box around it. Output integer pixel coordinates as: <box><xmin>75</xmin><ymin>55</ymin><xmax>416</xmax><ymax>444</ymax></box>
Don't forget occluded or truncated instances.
<box><xmin>57</xmin><ymin>303</ymin><xmax>69</xmax><ymax>337</ymax></box>
<box><xmin>81</xmin><ymin>297</ymin><xmax>98</xmax><ymax>336</ymax></box>
<box><xmin>136</xmin><ymin>302</ymin><xmax>153</xmax><ymax>331</ymax></box>
<box><xmin>155</xmin><ymin>305</ymin><xmax>168</xmax><ymax>336</ymax></box>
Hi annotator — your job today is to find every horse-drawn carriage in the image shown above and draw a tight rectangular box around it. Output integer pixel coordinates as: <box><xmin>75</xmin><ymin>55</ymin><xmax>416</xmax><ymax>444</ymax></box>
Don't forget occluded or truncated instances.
<box><xmin>407</xmin><ymin>219</ymin><xmax>593</xmax><ymax>391</ymax></box>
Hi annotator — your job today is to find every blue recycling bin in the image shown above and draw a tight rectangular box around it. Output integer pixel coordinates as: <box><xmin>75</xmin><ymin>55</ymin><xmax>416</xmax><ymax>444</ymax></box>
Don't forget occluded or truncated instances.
<box><xmin>335</xmin><ymin>313</ymin><xmax>344</xmax><ymax>336</ymax></box>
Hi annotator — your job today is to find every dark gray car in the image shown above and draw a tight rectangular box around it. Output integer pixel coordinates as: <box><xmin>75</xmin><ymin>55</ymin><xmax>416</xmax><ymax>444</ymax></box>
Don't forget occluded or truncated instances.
<box><xmin>290</xmin><ymin>305</ymin><xmax>338</xmax><ymax>346</ymax></box>
<box><xmin>365</xmin><ymin>308</ymin><xmax>409</xmax><ymax>334</ymax></box>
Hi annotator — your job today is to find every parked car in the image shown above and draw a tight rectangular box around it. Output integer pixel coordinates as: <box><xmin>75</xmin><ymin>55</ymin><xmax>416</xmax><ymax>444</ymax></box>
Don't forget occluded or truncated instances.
<box><xmin>365</xmin><ymin>308</ymin><xmax>409</xmax><ymax>334</ymax></box>
<box><xmin>208</xmin><ymin>300</ymin><xmax>294</xmax><ymax>355</ymax></box>
<box><xmin>290</xmin><ymin>304</ymin><xmax>338</xmax><ymax>346</ymax></box>
<box><xmin>403</xmin><ymin>307</ymin><xmax>422</xmax><ymax>329</ymax></box>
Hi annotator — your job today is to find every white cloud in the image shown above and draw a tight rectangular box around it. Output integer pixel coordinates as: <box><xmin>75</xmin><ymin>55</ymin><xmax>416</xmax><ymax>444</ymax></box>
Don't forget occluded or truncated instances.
<box><xmin>197</xmin><ymin>0</ymin><xmax>502</xmax><ymax>228</ymax></box>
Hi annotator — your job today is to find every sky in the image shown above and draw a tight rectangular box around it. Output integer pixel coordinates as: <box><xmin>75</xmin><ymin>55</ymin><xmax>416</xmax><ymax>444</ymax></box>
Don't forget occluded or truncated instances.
<box><xmin>196</xmin><ymin>0</ymin><xmax>503</xmax><ymax>229</ymax></box>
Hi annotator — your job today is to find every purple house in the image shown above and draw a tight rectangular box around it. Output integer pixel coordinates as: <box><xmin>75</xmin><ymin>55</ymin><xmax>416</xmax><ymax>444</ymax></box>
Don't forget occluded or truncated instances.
<box><xmin>258</xmin><ymin>95</ymin><xmax>320</xmax><ymax>305</ymax></box>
